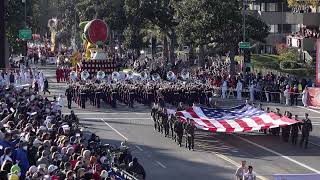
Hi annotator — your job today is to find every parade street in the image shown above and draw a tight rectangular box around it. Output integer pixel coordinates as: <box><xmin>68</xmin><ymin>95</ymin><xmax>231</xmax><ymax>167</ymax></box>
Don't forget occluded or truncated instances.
<box><xmin>41</xmin><ymin>65</ymin><xmax>320</xmax><ymax>180</ymax></box>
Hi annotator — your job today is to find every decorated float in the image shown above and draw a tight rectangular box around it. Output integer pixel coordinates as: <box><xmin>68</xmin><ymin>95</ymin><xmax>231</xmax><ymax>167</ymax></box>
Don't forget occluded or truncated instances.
<box><xmin>77</xmin><ymin>19</ymin><xmax>116</xmax><ymax>74</ymax></box>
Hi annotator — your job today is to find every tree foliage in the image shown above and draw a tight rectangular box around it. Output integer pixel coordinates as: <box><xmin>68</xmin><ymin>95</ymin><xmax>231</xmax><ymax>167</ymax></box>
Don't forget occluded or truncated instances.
<box><xmin>6</xmin><ymin>0</ymin><xmax>270</xmax><ymax>61</ymax></box>
<box><xmin>288</xmin><ymin>0</ymin><xmax>318</xmax><ymax>8</ymax></box>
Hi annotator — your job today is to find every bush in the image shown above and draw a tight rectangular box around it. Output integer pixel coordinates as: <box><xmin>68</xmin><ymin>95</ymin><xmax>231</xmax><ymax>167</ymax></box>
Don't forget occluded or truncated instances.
<box><xmin>280</xmin><ymin>60</ymin><xmax>300</xmax><ymax>69</ymax></box>
<box><xmin>282</xmin><ymin>68</ymin><xmax>315</xmax><ymax>77</ymax></box>
<box><xmin>277</xmin><ymin>47</ymin><xmax>299</xmax><ymax>62</ymax></box>
<box><xmin>275</xmin><ymin>43</ymin><xmax>288</xmax><ymax>55</ymax></box>
<box><xmin>263</xmin><ymin>61</ymin><xmax>279</xmax><ymax>69</ymax></box>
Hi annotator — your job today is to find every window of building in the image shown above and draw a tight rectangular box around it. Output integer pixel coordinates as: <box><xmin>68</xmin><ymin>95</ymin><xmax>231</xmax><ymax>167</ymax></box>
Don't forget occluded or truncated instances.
<box><xmin>269</xmin><ymin>25</ymin><xmax>278</xmax><ymax>33</ymax></box>
<box><xmin>252</xmin><ymin>2</ymin><xmax>260</xmax><ymax>11</ymax></box>
<box><xmin>261</xmin><ymin>3</ymin><xmax>266</xmax><ymax>12</ymax></box>
<box><xmin>291</xmin><ymin>24</ymin><xmax>300</xmax><ymax>33</ymax></box>
<box><xmin>266</xmin><ymin>3</ymin><xmax>277</xmax><ymax>12</ymax></box>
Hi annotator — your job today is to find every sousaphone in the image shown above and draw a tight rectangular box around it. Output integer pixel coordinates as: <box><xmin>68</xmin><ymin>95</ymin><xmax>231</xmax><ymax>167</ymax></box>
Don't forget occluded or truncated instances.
<box><xmin>140</xmin><ymin>71</ymin><xmax>148</xmax><ymax>80</ymax></box>
<box><xmin>81</xmin><ymin>70</ymin><xmax>90</xmax><ymax>81</ymax></box>
<box><xmin>96</xmin><ymin>71</ymin><xmax>106</xmax><ymax>80</ymax></box>
<box><xmin>166</xmin><ymin>71</ymin><xmax>176</xmax><ymax>81</ymax></box>
<box><xmin>70</xmin><ymin>71</ymin><xmax>77</xmax><ymax>81</ymax></box>
<box><xmin>151</xmin><ymin>73</ymin><xmax>161</xmax><ymax>81</ymax></box>
<box><xmin>112</xmin><ymin>71</ymin><xmax>120</xmax><ymax>81</ymax></box>
<box><xmin>181</xmin><ymin>69</ymin><xmax>190</xmax><ymax>81</ymax></box>
<box><xmin>127</xmin><ymin>71</ymin><xmax>134</xmax><ymax>79</ymax></box>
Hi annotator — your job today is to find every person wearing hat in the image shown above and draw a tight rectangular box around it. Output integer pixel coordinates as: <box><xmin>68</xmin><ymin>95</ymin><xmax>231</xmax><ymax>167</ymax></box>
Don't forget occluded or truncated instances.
<box><xmin>8</xmin><ymin>173</ymin><xmax>19</xmax><ymax>180</ymax></box>
<box><xmin>300</xmin><ymin>113</ymin><xmax>312</xmax><ymax>149</ymax></box>
<box><xmin>100</xmin><ymin>170</ymin><xmax>108</xmax><ymax>179</ymax></box>
<box><xmin>65</xmin><ymin>86</ymin><xmax>73</xmax><ymax>109</ymax></box>
<box><xmin>271</xmin><ymin>108</ymin><xmax>281</xmax><ymax>136</ymax></box>
<box><xmin>47</xmin><ymin>164</ymin><xmax>59</xmax><ymax>180</ymax></box>
<box><xmin>291</xmin><ymin>115</ymin><xmax>301</xmax><ymax>145</ymax></box>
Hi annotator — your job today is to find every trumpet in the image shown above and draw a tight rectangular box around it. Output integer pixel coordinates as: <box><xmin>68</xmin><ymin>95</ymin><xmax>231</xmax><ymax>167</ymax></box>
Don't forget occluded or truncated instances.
<box><xmin>151</xmin><ymin>73</ymin><xmax>161</xmax><ymax>81</ymax></box>
<box><xmin>81</xmin><ymin>70</ymin><xmax>90</xmax><ymax>81</ymax></box>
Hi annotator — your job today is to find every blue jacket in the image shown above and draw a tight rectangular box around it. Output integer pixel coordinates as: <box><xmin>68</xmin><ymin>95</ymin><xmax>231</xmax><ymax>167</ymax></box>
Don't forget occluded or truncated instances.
<box><xmin>13</xmin><ymin>148</ymin><xmax>30</xmax><ymax>176</ymax></box>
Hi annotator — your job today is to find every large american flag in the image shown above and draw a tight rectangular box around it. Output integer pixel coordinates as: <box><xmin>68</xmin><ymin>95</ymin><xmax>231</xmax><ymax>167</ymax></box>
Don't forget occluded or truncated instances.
<box><xmin>172</xmin><ymin>104</ymin><xmax>298</xmax><ymax>133</ymax></box>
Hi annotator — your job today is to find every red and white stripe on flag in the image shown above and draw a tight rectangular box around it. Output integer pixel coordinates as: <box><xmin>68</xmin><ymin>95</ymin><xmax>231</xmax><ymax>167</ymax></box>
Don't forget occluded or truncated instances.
<box><xmin>172</xmin><ymin>105</ymin><xmax>299</xmax><ymax>133</ymax></box>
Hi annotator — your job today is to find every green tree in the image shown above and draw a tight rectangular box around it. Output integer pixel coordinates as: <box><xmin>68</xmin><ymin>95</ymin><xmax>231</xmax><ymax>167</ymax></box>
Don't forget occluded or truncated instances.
<box><xmin>176</xmin><ymin>0</ymin><xmax>269</xmax><ymax>73</ymax></box>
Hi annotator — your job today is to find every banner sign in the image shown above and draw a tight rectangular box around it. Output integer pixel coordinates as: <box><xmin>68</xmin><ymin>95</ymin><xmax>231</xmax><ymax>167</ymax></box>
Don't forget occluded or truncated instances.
<box><xmin>307</xmin><ymin>87</ymin><xmax>320</xmax><ymax>108</ymax></box>
<box><xmin>274</xmin><ymin>173</ymin><xmax>320</xmax><ymax>180</ymax></box>
<box><xmin>316</xmin><ymin>39</ymin><xmax>320</xmax><ymax>86</ymax></box>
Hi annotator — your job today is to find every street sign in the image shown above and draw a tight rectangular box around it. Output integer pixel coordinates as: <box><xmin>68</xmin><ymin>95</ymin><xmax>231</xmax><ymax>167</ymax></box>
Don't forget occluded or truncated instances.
<box><xmin>19</xmin><ymin>29</ymin><xmax>32</xmax><ymax>40</ymax></box>
<box><xmin>239</xmin><ymin>42</ymin><xmax>250</xmax><ymax>49</ymax></box>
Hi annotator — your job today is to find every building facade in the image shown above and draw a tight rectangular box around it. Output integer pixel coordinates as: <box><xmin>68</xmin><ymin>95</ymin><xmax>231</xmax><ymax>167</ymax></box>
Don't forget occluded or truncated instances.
<box><xmin>248</xmin><ymin>0</ymin><xmax>320</xmax><ymax>57</ymax></box>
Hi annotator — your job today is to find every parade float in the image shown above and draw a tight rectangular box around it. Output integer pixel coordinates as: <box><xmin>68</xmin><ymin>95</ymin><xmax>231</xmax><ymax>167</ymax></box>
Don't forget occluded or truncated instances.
<box><xmin>77</xmin><ymin>19</ymin><xmax>116</xmax><ymax>74</ymax></box>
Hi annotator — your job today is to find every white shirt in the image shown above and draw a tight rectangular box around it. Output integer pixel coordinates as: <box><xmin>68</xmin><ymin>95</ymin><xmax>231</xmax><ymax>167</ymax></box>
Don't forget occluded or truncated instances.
<box><xmin>236</xmin><ymin>82</ymin><xmax>243</xmax><ymax>91</ymax></box>
<box><xmin>243</xmin><ymin>172</ymin><xmax>256</xmax><ymax>180</ymax></box>
<box><xmin>222</xmin><ymin>81</ymin><xmax>228</xmax><ymax>90</ymax></box>
<box><xmin>0</xmin><ymin>155</ymin><xmax>12</xmax><ymax>165</ymax></box>
<box><xmin>235</xmin><ymin>167</ymin><xmax>247</xmax><ymax>180</ymax></box>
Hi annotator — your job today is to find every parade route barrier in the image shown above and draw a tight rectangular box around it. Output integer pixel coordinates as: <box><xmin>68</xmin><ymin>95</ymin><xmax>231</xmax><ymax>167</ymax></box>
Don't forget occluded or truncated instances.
<box><xmin>112</xmin><ymin>167</ymin><xmax>139</xmax><ymax>180</ymax></box>
<box><xmin>210</xmin><ymin>86</ymin><xmax>303</xmax><ymax>104</ymax></box>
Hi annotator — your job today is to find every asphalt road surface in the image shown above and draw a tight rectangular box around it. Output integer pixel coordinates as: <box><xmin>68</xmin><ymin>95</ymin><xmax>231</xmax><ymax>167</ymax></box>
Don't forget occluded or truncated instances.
<box><xmin>37</xmin><ymin>64</ymin><xmax>320</xmax><ymax>180</ymax></box>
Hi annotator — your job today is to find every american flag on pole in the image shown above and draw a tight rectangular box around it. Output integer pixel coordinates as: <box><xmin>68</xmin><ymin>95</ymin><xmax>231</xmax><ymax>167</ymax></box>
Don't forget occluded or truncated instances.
<box><xmin>174</xmin><ymin>104</ymin><xmax>298</xmax><ymax>133</ymax></box>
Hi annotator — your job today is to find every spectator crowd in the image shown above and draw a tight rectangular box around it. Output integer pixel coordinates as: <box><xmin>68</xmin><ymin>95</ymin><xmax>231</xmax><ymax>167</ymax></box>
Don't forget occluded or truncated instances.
<box><xmin>0</xmin><ymin>69</ymin><xmax>146</xmax><ymax>180</ymax></box>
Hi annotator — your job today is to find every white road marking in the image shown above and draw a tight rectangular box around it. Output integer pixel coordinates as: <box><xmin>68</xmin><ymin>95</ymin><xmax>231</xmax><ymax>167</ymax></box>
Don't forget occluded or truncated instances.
<box><xmin>309</xmin><ymin>142</ymin><xmax>320</xmax><ymax>147</ymax></box>
<box><xmin>135</xmin><ymin>145</ymin><xmax>144</xmax><ymax>151</ymax></box>
<box><xmin>235</xmin><ymin>135</ymin><xmax>320</xmax><ymax>173</ymax></box>
<box><xmin>215</xmin><ymin>153</ymin><xmax>269</xmax><ymax>180</ymax></box>
<box><xmin>297</xmin><ymin>106</ymin><xmax>320</xmax><ymax>114</ymax></box>
<box><xmin>304</xmin><ymin>117</ymin><xmax>320</xmax><ymax>119</ymax></box>
<box><xmin>155</xmin><ymin>161</ymin><xmax>167</xmax><ymax>168</ymax></box>
<box><xmin>100</xmin><ymin>119</ymin><xmax>129</xmax><ymax>141</ymax></box>
<box><xmin>197</xmin><ymin>143</ymin><xmax>268</xmax><ymax>180</ymax></box>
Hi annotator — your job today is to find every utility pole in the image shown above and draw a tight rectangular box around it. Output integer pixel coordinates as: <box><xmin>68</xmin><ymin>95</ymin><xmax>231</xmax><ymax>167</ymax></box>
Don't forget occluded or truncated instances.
<box><xmin>243</xmin><ymin>0</ymin><xmax>247</xmax><ymax>43</ymax></box>
<box><xmin>24</xmin><ymin>0</ymin><xmax>27</xmax><ymax>27</ymax></box>
<box><xmin>242</xmin><ymin>0</ymin><xmax>249</xmax><ymax>73</ymax></box>
<box><xmin>22</xmin><ymin>0</ymin><xmax>28</xmax><ymax>57</ymax></box>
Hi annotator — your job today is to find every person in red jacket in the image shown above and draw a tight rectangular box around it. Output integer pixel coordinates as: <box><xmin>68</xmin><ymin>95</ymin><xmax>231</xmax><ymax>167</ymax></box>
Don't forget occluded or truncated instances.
<box><xmin>56</xmin><ymin>67</ymin><xmax>60</xmax><ymax>83</ymax></box>
<box><xmin>58</xmin><ymin>68</ymin><xmax>64</xmax><ymax>82</ymax></box>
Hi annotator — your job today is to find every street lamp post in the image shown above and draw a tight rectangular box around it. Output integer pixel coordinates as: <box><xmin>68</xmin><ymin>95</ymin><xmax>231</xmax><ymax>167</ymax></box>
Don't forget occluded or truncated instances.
<box><xmin>242</xmin><ymin>0</ymin><xmax>248</xmax><ymax>73</ymax></box>
<box><xmin>243</xmin><ymin>0</ymin><xmax>247</xmax><ymax>42</ymax></box>
<box><xmin>22</xmin><ymin>0</ymin><xmax>26</xmax><ymax>27</ymax></box>
<box><xmin>22</xmin><ymin>0</ymin><xmax>28</xmax><ymax>57</ymax></box>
